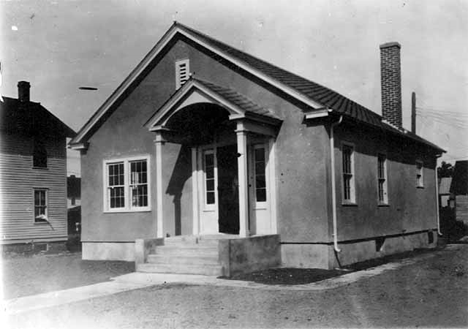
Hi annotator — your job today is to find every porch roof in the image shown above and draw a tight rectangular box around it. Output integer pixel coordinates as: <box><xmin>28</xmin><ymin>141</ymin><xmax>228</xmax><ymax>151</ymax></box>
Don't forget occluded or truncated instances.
<box><xmin>145</xmin><ymin>77</ymin><xmax>282</xmax><ymax>130</ymax></box>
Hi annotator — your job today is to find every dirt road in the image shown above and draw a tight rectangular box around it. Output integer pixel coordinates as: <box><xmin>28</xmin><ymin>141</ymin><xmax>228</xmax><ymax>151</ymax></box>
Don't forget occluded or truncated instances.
<box><xmin>6</xmin><ymin>245</ymin><xmax>468</xmax><ymax>328</ymax></box>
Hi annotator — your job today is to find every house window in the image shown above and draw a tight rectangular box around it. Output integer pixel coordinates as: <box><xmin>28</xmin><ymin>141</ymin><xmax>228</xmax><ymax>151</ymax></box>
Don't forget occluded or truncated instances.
<box><xmin>203</xmin><ymin>150</ymin><xmax>216</xmax><ymax>205</ymax></box>
<box><xmin>254</xmin><ymin>145</ymin><xmax>267</xmax><ymax>202</ymax></box>
<box><xmin>33</xmin><ymin>139</ymin><xmax>47</xmax><ymax>168</ymax></box>
<box><xmin>416</xmin><ymin>160</ymin><xmax>424</xmax><ymax>187</ymax></box>
<box><xmin>34</xmin><ymin>189</ymin><xmax>48</xmax><ymax>223</ymax></box>
<box><xmin>377</xmin><ymin>153</ymin><xmax>388</xmax><ymax>204</ymax></box>
<box><xmin>175</xmin><ymin>59</ymin><xmax>190</xmax><ymax>89</ymax></box>
<box><xmin>104</xmin><ymin>156</ymin><xmax>150</xmax><ymax>212</ymax></box>
<box><xmin>342</xmin><ymin>143</ymin><xmax>355</xmax><ymax>203</ymax></box>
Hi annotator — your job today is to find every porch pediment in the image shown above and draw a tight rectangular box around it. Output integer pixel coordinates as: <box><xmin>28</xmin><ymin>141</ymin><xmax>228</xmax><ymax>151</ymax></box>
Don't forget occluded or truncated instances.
<box><xmin>146</xmin><ymin>77</ymin><xmax>282</xmax><ymax>135</ymax></box>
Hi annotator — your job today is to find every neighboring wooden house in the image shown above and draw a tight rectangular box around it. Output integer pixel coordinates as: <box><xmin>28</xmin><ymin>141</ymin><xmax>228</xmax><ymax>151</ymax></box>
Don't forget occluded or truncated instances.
<box><xmin>0</xmin><ymin>81</ymin><xmax>76</xmax><ymax>251</ymax></box>
<box><xmin>67</xmin><ymin>175</ymin><xmax>81</xmax><ymax>208</ymax></box>
<box><xmin>438</xmin><ymin>177</ymin><xmax>453</xmax><ymax>208</ymax></box>
<box><xmin>70</xmin><ymin>23</ymin><xmax>443</xmax><ymax>275</ymax></box>
<box><xmin>451</xmin><ymin>160</ymin><xmax>468</xmax><ymax>224</ymax></box>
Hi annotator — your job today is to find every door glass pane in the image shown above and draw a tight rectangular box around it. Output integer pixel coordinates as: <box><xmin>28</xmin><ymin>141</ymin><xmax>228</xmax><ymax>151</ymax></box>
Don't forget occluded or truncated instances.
<box><xmin>204</xmin><ymin>151</ymin><xmax>215</xmax><ymax>205</ymax></box>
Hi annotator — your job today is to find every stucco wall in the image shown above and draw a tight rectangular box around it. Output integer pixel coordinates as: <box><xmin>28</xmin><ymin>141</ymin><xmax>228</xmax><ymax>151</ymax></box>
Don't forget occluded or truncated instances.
<box><xmin>81</xmin><ymin>39</ymin><xmax>331</xmax><ymax>244</ymax></box>
<box><xmin>333</xmin><ymin>121</ymin><xmax>438</xmax><ymax>242</ymax></box>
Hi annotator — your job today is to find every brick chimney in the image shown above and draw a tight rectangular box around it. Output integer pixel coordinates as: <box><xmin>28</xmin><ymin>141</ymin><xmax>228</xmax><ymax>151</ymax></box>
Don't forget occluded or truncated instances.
<box><xmin>380</xmin><ymin>42</ymin><xmax>402</xmax><ymax>127</ymax></box>
<box><xmin>18</xmin><ymin>81</ymin><xmax>30</xmax><ymax>103</ymax></box>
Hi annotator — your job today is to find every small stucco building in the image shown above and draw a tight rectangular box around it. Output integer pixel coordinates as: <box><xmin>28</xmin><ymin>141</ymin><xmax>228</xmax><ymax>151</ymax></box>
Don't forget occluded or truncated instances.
<box><xmin>70</xmin><ymin>23</ymin><xmax>443</xmax><ymax>274</ymax></box>
<box><xmin>1</xmin><ymin>82</ymin><xmax>76</xmax><ymax>251</ymax></box>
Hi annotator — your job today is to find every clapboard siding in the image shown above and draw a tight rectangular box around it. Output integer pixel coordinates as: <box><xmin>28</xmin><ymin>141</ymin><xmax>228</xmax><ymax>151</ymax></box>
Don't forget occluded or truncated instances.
<box><xmin>0</xmin><ymin>132</ymin><xmax>68</xmax><ymax>243</ymax></box>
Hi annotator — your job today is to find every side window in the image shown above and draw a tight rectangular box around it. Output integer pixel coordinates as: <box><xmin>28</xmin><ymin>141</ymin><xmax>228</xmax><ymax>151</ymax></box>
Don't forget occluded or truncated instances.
<box><xmin>342</xmin><ymin>143</ymin><xmax>356</xmax><ymax>203</ymax></box>
<box><xmin>416</xmin><ymin>160</ymin><xmax>424</xmax><ymax>188</ymax></box>
<box><xmin>377</xmin><ymin>153</ymin><xmax>388</xmax><ymax>204</ymax></box>
<box><xmin>34</xmin><ymin>189</ymin><xmax>48</xmax><ymax>222</ymax></box>
<box><xmin>175</xmin><ymin>59</ymin><xmax>190</xmax><ymax>89</ymax></box>
<box><xmin>33</xmin><ymin>139</ymin><xmax>47</xmax><ymax>168</ymax></box>
<box><xmin>253</xmin><ymin>145</ymin><xmax>267</xmax><ymax>202</ymax></box>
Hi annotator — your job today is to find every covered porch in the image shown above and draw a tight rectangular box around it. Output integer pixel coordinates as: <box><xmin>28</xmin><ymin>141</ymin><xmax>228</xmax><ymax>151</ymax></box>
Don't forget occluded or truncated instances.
<box><xmin>146</xmin><ymin>77</ymin><xmax>282</xmax><ymax>239</ymax></box>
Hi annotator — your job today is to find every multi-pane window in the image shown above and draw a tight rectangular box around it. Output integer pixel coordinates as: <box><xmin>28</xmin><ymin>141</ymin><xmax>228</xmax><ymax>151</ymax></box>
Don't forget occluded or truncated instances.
<box><xmin>416</xmin><ymin>161</ymin><xmax>424</xmax><ymax>187</ymax></box>
<box><xmin>105</xmin><ymin>157</ymin><xmax>150</xmax><ymax>212</ymax></box>
<box><xmin>204</xmin><ymin>150</ymin><xmax>216</xmax><ymax>205</ymax></box>
<box><xmin>34</xmin><ymin>189</ymin><xmax>48</xmax><ymax>222</ymax></box>
<box><xmin>175</xmin><ymin>59</ymin><xmax>190</xmax><ymax>89</ymax></box>
<box><xmin>108</xmin><ymin>162</ymin><xmax>125</xmax><ymax>209</ymax></box>
<box><xmin>342</xmin><ymin>144</ymin><xmax>355</xmax><ymax>203</ymax></box>
<box><xmin>254</xmin><ymin>145</ymin><xmax>267</xmax><ymax>202</ymax></box>
<box><xmin>130</xmin><ymin>160</ymin><xmax>148</xmax><ymax>208</ymax></box>
<box><xmin>377</xmin><ymin>153</ymin><xmax>388</xmax><ymax>204</ymax></box>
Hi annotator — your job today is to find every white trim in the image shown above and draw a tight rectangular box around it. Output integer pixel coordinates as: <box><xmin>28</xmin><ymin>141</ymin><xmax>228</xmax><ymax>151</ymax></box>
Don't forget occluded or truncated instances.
<box><xmin>268</xmin><ymin>138</ymin><xmax>278</xmax><ymax>234</ymax></box>
<box><xmin>341</xmin><ymin>141</ymin><xmax>356</xmax><ymax>204</ymax></box>
<box><xmin>102</xmin><ymin>155</ymin><xmax>151</xmax><ymax>213</ymax></box>
<box><xmin>155</xmin><ymin>139</ymin><xmax>164</xmax><ymax>238</ymax></box>
<box><xmin>304</xmin><ymin>108</ymin><xmax>330</xmax><ymax>120</ymax></box>
<box><xmin>147</xmin><ymin>80</ymin><xmax>245</xmax><ymax>130</ymax></box>
<box><xmin>71</xmin><ymin>24</ymin><xmax>319</xmax><ymax>147</ymax></box>
<box><xmin>236</xmin><ymin>123</ymin><xmax>250</xmax><ymax>237</ymax></box>
<box><xmin>33</xmin><ymin>188</ymin><xmax>49</xmax><ymax>223</ymax></box>
<box><xmin>252</xmin><ymin>143</ymin><xmax>268</xmax><ymax>209</ymax></box>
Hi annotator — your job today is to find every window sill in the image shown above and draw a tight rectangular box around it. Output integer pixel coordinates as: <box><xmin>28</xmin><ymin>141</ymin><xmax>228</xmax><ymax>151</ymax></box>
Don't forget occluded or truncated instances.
<box><xmin>34</xmin><ymin>221</ymin><xmax>49</xmax><ymax>225</ymax></box>
<box><xmin>32</xmin><ymin>167</ymin><xmax>49</xmax><ymax>170</ymax></box>
<box><xmin>342</xmin><ymin>202</ymin><xmax>358</xmax><ymax>207</ymax></box>
<box><xmin>378</xmin><ymin>203</ymin><xmax>390</xmax><ymax>207</ymax></box>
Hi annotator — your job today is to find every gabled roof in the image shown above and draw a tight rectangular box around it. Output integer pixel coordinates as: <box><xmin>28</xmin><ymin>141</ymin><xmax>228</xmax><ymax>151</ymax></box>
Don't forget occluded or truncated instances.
<box><xmin>69</xmin><ymin>22</ymin><xmax>443</xmax><ymax>153</ymax></box>
<box><xmin>145</xmin><ymin>77</ymin><xmax>281</xmax><ymax>130</ymax></box>
<box><xmin>0</xmin><ymin>96</ymin><xmax>76</xmax><ymax>138</ymax></box>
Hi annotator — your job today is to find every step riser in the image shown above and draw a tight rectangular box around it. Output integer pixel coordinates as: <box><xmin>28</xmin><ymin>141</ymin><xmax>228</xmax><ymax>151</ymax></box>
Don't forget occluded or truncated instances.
<box><xmin>147</xmin><ymin>255</ymin><xmax>219</xmax><ymax>265</ymax></box>
<box><xmin>136</xmin><ymin>263</ymin><xmax>223</xmax><ymax>276</ymax></box>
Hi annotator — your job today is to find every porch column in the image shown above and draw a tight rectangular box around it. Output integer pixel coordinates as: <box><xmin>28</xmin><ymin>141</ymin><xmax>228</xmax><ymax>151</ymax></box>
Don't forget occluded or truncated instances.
<box><xmin>236</xmin><ymin>122</ymin><xmax>249</xmax><ymax>237</ymax></box>
<box><xmin>155</xmin><ymin>132</ymin><xmax>165</xmax><ymax>238</ymax></box>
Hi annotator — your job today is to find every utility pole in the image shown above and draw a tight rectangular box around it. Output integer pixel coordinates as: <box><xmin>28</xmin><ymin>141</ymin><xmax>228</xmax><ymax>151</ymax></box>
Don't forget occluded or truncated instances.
<box><xmin>411</xmin><ymin>92</ymin><xmax>416</xmax><ymax>134</ymax></box>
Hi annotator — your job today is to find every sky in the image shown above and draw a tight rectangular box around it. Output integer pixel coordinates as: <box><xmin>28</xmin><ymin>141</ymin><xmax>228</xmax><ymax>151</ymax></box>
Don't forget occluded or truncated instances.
<box><xmin>1</xmin><ymin>0</ymin><xmax>467</xmax><ymax>176</ymax></box>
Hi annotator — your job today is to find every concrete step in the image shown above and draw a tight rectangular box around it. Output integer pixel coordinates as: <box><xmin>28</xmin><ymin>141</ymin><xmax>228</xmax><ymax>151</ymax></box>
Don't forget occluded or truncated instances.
<box><xmin>164</xmin><ymin>237</ymin><xmax>219</xmax><ymax>246</ymax></box>
<box><xmin>155</xmin><ymin>245</ymin><xmax>219</xmax><ymax>256</ymax></box>
<box><xmin>147</xmin><ymin>254</ymin><xmax>219</xmax><ymax>265</ymax></box>
<box><xmin>136</xmin><ymin>262</ymin><xmax>224</xmax><ymax>276</ymax></box>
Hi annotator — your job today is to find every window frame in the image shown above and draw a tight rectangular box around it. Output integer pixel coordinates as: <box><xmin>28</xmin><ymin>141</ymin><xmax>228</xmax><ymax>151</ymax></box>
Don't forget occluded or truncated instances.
<box><xmin>33</xmin><ymin>138</ymin><xmax>48</xmax><ymax>169</ymax></box>
<box><xmin>33</xmin><ymin>188</ymin><xmax>49</xmax><ymax>223</ymax></box>
<box><xmin>416</xmin><ymin>160</ymin><xmax>424</xmax><ymax>188</ymax></box>
<box><xmin>341</xmin><ymin>142</ymin><xmax>356</xmax><ymax>204</ymax></box>
<box><xmin>377</xmin><ymin>153</ymin><xmax>389</xmax><ymax>205</ymax></box>
<box><xmin>252</xmin><ymin>143</ymin><xmax>268</xmax><ymax>207</ymax></box>
<box><xmin>175</xmin><ymin>59</ymin><xmax>190</xmax><ymax>90</ymax></box>
<box><xmin>103</xmin><ymin>155</ymin><xmax>151</xmax><ymax>213</ymax></box>
<box><xmin>202</xmin><ymin>148</ymin><xmax>217</xmax><ymax>211</ymax></box>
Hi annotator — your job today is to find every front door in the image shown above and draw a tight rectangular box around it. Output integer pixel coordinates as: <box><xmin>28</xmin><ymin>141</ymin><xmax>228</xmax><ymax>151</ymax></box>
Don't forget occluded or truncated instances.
<box><xmin>198</xmin><ymin>144</ymin><xmax>239</xmax><ymax>234</ymax></box>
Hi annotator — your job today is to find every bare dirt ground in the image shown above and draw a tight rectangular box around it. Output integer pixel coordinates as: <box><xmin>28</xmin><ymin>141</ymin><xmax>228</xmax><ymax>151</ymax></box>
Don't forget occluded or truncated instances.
<box><xmin>2</xmin><ymin>252</ymin><xmax>134</xmax><ymax>299</ymax></box>
<box><xmin>4</xmin><ymin>245</ymin><xmax>468</xmax><ymax>329</ymax></box>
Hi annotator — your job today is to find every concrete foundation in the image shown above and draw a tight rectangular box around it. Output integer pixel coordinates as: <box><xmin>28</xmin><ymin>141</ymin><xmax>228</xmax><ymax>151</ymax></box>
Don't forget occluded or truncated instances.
<box><xmin>281</xmin><ymin>244</ymin><xmax>330</xmax><ymax>269</ymax></box>
<box><xmin>219</xmin><ymin>234</ymin><xmax>281</xmax><ymax>277</ymax></box>
<box><xmin>82</xmin><ymin>242</ymin><xmax>136</xmax><ymax>261</ymax></box>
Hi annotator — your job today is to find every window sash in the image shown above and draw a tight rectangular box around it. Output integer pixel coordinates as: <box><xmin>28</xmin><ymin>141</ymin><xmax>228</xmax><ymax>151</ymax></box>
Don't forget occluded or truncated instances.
<box><xmin>342</xmin><ymin>144</ymin><xmax>355</xmax><ymax>202</ymax></box>
<box><xmin>254</xmin><ymin>145</ymin><xmax>267</xmax><ymax>203</ymax></box>
<box><xmin>104</xmin><ymin>157</ymin><xmax>150</xmax><ymax>212</ymax></box>
<box><xmin>203</xmin><ymin>150</ymin><xmax>216</xmax><ymax>206</ymax></box>
<box><xmin>377</xmin><ymin>154</ymin><xmax>388</xmax><ymax>203</ymax></box>
<box><xmin>34</xmin><ymin>189</ymin><xmax>48</xmax><ymax>222</ymax></box>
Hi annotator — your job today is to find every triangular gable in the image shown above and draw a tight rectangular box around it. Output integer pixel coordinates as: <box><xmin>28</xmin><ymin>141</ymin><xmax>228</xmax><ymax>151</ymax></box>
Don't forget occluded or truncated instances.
<box><xmin>69</xmin><ymin>22</ymin><xmax>315</xmax><ymax>149</ymax></box>
<box><xmin>146</xmin><ymin>77</ymin><xmax>281</xmax><ymax>131</ymax></box>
